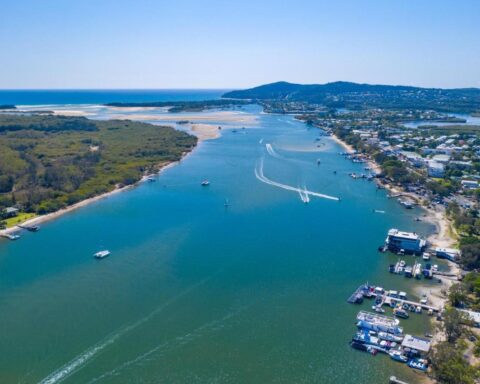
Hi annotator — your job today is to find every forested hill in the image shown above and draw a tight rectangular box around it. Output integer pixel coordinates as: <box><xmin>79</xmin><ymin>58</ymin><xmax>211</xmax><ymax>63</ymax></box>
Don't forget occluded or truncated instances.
<box><xmin>0</xmin><ymin>114</ymin><xmax>196</xmax><ymax>216</ymax></box>
<box><xmin>222</xmin><ymin>81</ymin><xmax>480</xmax><ymax>112</ymax></box>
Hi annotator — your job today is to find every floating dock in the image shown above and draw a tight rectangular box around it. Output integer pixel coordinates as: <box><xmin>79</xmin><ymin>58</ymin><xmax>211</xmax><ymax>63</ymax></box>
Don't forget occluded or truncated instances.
<box><xmin>0</xmin><ymin>233</ymin><xmax>20</xmax><ymax>240</ymax></box>
<box><xmin>347</xmin><ymin>284</ymin><xmax>370</xmax><ymax>304</ymax></box>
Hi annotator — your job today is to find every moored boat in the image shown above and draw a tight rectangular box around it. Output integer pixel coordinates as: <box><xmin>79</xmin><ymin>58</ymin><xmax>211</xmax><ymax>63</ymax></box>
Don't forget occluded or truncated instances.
<box><xmin>393</xmin><ymin>308</ymin><xmax>409</xmax><ymax>319</ymax></box>
<box><xmin>94</xmin><ymin>250</ymin><xmax>111</xmax><ymax>259</ymax></box>
<box><xmin>389</xmin><ymin>350</ymin><xmax>408</xmax><ymax>363</ymax></box>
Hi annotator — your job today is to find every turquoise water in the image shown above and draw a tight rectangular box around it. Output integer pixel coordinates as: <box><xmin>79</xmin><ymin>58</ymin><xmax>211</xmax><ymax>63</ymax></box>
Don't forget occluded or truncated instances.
<box><xmin>0</xmin><ymin>102</ymin><xmax>437</xmax><ymax>383</ymax></box>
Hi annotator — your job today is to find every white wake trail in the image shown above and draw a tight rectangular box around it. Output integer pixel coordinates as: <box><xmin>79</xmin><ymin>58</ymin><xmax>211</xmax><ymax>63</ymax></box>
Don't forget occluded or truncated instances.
<box><xmin>265</xmin><ymin>143</ymin><xmax>281</xmax><ymax>159</ymax></box>
<box><xmin>254</xmin><ymin>159</ymin><xmax>339</xmax><ymax>202</ymax></box>
<box><xmin>37</xmin><ymin>275</ymin><xmax>217</xmax><ymax>384</ymax></box>
<box><xmin>86</xmin><ymin>307</ymin><xmax>248</xmax><ymax>383</ymax></box>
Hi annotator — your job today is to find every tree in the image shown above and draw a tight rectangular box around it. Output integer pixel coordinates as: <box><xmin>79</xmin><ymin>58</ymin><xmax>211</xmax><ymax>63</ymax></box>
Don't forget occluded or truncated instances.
<box><xmin>460</xmin><ymin>243</ymin><xmax>480</xmax><ymax>270</ymax></box>
<box><xmin>441</xmin><ymin>307</ymin><xmax>469</xmax><ymax>343</ymax></box>
<box><xmin>430</xmin><ymin>341</ymin><xmax>476</xmax><ymax>384</ymax></box>
<box><xmin>449</xmin><ymin>283</ymin><xmax>468</xmax><ymax>307</ymax></box>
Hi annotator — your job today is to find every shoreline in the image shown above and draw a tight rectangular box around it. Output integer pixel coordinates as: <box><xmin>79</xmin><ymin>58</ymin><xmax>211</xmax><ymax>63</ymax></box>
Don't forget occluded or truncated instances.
<box><xmin>0</xmin><ymin>150</ymin><xmax>196</xmax><ymax>237</ymax></box>
<box><xmin>330</xmin><ymin>130</ymin><xmax>460</xmax><ymax>383</ymax></box>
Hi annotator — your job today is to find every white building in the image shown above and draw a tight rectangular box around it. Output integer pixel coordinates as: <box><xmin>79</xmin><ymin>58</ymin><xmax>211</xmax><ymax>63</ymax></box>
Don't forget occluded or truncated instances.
<box><xmin>427</xmin><ymin>161</ymin><xmax>445</xmax><ymax>178</ymax></box>
<box><xmin>461</xmin><ymin>180</ymin><xmax>479</xmax><ymax>190</ymax></box>
<box><xmin>385</xmin><ymin>229</ymin><xmax>427</xmax><ymax>254</ymax></box>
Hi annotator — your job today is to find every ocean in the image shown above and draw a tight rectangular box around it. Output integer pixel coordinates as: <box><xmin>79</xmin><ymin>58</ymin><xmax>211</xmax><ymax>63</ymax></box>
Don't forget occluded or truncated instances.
<box><xmin>0</xmin><ymin>91</ymin><xmax>438</xmax><ymax>384</ymax></box>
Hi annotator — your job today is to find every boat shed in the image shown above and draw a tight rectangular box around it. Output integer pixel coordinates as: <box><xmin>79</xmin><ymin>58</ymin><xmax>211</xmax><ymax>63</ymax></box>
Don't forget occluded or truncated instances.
<box><xmin>401</xmin><ymin>334</ymin><xmax>431</xmax><ymax>354</ymax></box>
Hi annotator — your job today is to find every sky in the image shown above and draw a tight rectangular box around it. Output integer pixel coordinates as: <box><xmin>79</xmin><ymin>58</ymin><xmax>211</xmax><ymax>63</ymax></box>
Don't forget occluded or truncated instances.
<box><xmin>1</xmin><ymin>0</ymin><xmax>479</xmax><ymax>89</ymax></box>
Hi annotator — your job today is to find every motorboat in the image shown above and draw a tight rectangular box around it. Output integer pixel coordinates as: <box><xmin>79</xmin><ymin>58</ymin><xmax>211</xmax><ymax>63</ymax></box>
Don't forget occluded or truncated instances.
<box><xmin>94</xmin><ymin>250</ymin><xmax>111</xmax><ymax>259</ymax></box>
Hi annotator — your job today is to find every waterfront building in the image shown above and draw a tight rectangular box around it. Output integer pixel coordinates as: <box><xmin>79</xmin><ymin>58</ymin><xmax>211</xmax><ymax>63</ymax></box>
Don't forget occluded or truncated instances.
<box><xmin>385</xmin><ymin>229</ymin><xmax>426</xmax><ymax>254</ymax></box>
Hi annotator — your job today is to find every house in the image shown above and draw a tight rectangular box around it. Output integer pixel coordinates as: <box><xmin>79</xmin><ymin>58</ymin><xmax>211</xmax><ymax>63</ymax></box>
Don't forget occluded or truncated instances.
<box><xmin>459</xmin><ymin>309</ymin><xmax>480</xmax><ymax>327</ymax></box>
<box><xmin>461</xmin><ymin>180</ymin><xmax>479</xmax><ymax>190</ymax></box>
<box><xmin>427</xmin><ymin>161</ymin><xmax>445</xmax><ymax>178</ymax></box>
<box><xmin>3</xmin><ymin>207</ymin><xmax>19</xmax><ymax>218</ymax></box>
<box><xmin>432</xmin><ymin>154</ymin><xmax>451</xmax><ymax>164</ymax></box>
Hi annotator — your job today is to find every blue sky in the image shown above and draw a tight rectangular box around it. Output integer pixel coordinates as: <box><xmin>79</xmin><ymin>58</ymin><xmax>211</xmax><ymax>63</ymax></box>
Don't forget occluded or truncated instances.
<box><xmin>1</xmin><ymin>0</ymin><xmax>479</xmax><ymax>89</ymax></box>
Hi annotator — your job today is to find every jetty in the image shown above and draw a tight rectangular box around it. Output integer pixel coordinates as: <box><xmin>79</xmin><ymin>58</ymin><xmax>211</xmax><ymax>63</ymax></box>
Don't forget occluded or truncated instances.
<box><xmin>0</xmin><ymin>233</ymin><xmax>20</xmax><ymax>240</ymax></box>
<box><xmin>347</xmin><ymin>284</ymin><xmax>370</xmax><ymax>304</ymax></box>
<box><xmin>17</xmin><ymin>224</ymin><xmax>39</xmax><ymax>232</ymax></box>
<box><xmin>347</xmin><ymin>284</ymin><xmax>441</xmax><ymax>312</ymax></box>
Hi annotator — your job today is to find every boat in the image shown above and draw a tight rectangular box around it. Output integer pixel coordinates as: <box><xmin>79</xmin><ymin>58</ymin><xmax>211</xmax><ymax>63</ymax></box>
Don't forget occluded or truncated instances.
<box><xmin>404</xmin><ymin>266</ymin><xmax>413</xmax><ymax>278</ymax></box>
<box><xmin>393</xmin><ymin>308</ymin><xmax>409</xmax><ymax>319</ymax></box>
<box><xmin>389</xmin><ymin>350</ymin><xmax>408</xmax><ymax>363</ymax></box>
<box><xmin>147</xmin><ymin>176</ymin><xmax>156</xmax><ymax>182</ymax></box>
<box><xmin>94</xmin><ymin>250</ymin><xmax>111</xmax><ymax>259</ymax></box>
<box><xmin>1</xmin><ymin>233</ymin><xmax>20</xmax><ymax>240</ymax></box>
<box><xmin>399</xmin><ymin>260</ymin><xmax>406</xmax><ymax>268</ymax></box>
<box><xmin>350</xmin><ymin>341</ymin><xmax>377</xmax><ymax>355</ymax></box>
<box><xmin>422</xmin><ymin>252</ymin><xmax>431</xmax><ymax>261</ymax></box>
<box><xmin>378</xmin><ymin>332</ymin><xmax>403</xmax><ymax>343</ymax></box>
<box><xmin>407</xmin><ymin>358</ymin><xmax>428</xmax><ymax>371</ymax></box>
<box><xmin>201</xmin><ymin>180</ymin><xmax>210</xmax><ymax>186</ymax></box>
<box><xmin>356</xmin><ymin>312</ymin><xmax>403</xmax><ymax>335</ymax></box>
<box><xmin>415</xmin><ymin>306</ymin><xmax>422</xmax><ymax>313</ymax></box>
<box><xmin>372</xmin><ymin>305</ymin><xmax>385</xmax><ymax>313</ymax></box>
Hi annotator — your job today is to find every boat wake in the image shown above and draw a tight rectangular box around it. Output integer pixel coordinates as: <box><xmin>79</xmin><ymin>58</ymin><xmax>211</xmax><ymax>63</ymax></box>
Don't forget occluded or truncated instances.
<box><xmin>298</xmin><ymin>185</ymin><xmax>310</xmax><ymax>203</ymax></box>
<box><xmin>86</xmin><ymin>306</ymin><xmax>248</xmax><ymax>383</ymax></box>
<box><xmin>254</xmin><ymin>159</ymin><xmax>339</xmax><ymax>202</ymax></box>
<box><xmin>265</xmin><ymin>143</ymin><xmax>282</xmax><ymax>159</ymax></box>
<box><xmin>36</xmin><ymin>275</ymin><xmax>218</xmax><ymax>384</ymax></box>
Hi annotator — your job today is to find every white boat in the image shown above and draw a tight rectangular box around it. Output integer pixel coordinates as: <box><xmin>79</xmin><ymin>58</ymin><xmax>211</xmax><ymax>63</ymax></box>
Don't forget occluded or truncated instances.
<box><xmin>94</xmin><ymin>250</ymin><xmax>111</xmax><ymax>259</ymax></box>
<box><xmin>422</xmin><ymin>252</ymin><xmax>431</xmax><ymax>261</ymax></box>
<box><xmin>389</xmin><ymin>350</ymin><xmax>408</xmax><ymax>363</ymax></box>
<box><xmin>201</xmin><ymin>180</ymin><xmax>210</xmax><ymax>186</ymax></box>
<box><xmin>399</xmin><ymin>260</ymin><xmax>406</xmax><ymax>268</ymax></box>
<box><xmin>378</xmin><ymin>331</ymin><xmax>403</xmax><ymax>343</ymax></box>
<box><xmin>372</xmin><ymin>305</ymin><xmax>385</xmax><ymax>313</ymax></box>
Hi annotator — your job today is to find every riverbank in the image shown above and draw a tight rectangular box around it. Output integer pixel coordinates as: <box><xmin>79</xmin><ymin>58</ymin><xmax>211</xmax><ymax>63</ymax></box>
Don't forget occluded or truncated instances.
<box><xmin>0</xmin><ymin>151</ymin><xmax>194</xmax><ymax>238</ymax></box>
<box><xmin>330</xmin><ymin>130</ymin><xmax>462</xmax><ymax>383</ymax></box>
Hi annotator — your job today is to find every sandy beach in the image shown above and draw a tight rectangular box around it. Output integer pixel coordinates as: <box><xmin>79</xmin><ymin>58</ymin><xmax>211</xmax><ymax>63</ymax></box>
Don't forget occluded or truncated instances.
<box><xmin>190</xmin><ymin>123</ymin><xmax>221</xmax><ymax>141</ymax></box>
<box><xmin>107</xmin><ymin>110</ymin><xmax>259</xmax><ymax>125</ymax></box>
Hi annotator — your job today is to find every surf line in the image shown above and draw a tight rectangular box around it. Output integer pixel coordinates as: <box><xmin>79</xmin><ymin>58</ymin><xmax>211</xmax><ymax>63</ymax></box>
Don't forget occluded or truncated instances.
<box><xmin>254</xmin><ymin>158</ymin><xmax>339</xmax><ymax>202</ymax></box>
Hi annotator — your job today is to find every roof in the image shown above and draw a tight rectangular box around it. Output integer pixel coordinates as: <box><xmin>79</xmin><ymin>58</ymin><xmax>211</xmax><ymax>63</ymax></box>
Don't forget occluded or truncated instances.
<box><xmin>459</xmin><ymin>309</ymin><xmax>480</xmax><ymax>324</ymax></box>
<box><xmin>401</xmin><ymin>334</ymin><xmax>431</xmax><ymax>353</ymax></box>
<box><xmin>388</xmin><ymin>229</ymin><xmax>420</xmax><ymax>240</ymax></box>
<box><xmin>4</xmin><ymin>207</ymin><xmax>19</xmax><ymax>214</ymax></box>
